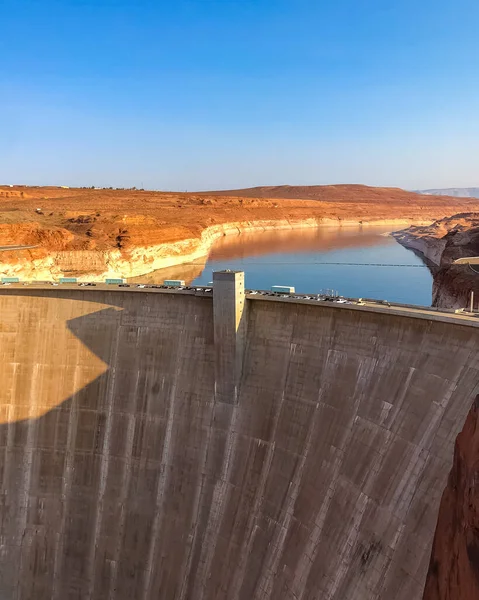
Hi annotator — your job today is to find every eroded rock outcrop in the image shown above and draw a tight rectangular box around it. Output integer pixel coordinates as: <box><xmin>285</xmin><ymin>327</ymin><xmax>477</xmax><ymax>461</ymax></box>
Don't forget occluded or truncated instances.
<box><xmin>423</xmin><ymin>395</ymin><xmax>479</xmax><ymax>600</ymax></box>
<box><xmin>393</xmin><ymin>214</ymin><xmax>479</xmax><ymax>309</ymax></box>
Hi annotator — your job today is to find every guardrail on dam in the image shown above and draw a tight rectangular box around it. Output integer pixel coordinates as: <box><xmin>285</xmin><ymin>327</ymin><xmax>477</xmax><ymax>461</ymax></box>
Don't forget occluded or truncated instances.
<box><xmin>0</xmin><ymin>272</ymin><xmax>478</xmax><ymax>600</ymax></box>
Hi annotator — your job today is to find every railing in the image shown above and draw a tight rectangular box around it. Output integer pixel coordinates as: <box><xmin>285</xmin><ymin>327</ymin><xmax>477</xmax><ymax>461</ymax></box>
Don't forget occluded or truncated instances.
<box><xmin>1</xmin><ymin>280</ymin><xmax>478</xmax><ymax>319</ymax></box>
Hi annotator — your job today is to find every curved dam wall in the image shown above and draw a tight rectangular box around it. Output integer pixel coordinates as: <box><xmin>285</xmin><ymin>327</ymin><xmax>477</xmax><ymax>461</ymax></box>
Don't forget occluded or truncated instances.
<box><xmin>0</xmin><ymin>280</ymin><xmax>478</xmax><ymax>600</ymax></box>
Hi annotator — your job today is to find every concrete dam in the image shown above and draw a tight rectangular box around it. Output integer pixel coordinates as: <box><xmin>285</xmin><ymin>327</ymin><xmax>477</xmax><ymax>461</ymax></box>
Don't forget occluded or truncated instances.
<box><xmin>0</xmin><ymin>272</ymin><xmax>478</xmax><ymax>600</ymax></box>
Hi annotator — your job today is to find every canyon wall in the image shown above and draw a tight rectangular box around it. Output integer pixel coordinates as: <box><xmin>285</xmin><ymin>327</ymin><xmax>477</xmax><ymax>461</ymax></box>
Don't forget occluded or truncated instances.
<box><xmin>423</xmin><ymin>396</ymin><xmax>479</xmax><ymax>600</ymax></box>
<box><xmin>0</xmin><ymin>284</ymin><xmax>478</xmax><ymax>599</ymax></box>
<box><xmin>393</xmin><ymin>214</ymin><xmax>479</xmax><ymax>309</ymax></box>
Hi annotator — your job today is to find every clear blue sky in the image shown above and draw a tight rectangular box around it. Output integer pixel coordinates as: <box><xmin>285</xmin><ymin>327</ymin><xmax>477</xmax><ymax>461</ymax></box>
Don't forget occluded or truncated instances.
<box><xmin>1</xmin><ymin>0</ymin><xmax>478</xmax><ymax>191</ymax></box>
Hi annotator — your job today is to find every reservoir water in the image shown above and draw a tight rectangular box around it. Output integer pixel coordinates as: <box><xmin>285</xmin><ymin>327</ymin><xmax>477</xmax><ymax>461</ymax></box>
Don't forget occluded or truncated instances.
<box><xmin>132</xmin><ymin>226</ymin><xmax>433</xmax><ymax>306</ymax></box>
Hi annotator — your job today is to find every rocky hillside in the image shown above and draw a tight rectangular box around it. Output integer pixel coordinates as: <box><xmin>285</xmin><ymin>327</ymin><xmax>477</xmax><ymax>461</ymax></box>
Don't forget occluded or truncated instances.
<box><xmin>393</xmin><ymin>214</ymin><xmax>479</xmax><ymax>309</ymax></box>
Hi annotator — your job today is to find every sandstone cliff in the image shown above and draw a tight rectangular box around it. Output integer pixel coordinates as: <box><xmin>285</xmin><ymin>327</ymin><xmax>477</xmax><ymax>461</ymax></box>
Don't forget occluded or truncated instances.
<box><xmin>393</xmin><ymin>214</ymin><xmax>479</xmax><ymax>309</ymax></box>
<box><xmin>423</xmin><ymin>395</ymin><xmax>479</xmax><ymax>600</ymax></box>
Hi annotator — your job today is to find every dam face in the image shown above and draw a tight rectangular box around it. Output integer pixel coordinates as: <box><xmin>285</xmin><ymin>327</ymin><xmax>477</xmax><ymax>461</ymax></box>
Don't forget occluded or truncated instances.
<box><xmin>0</xmin><ymin>277</ymin><xmax>478</xmax><ymax>600</ymax></box>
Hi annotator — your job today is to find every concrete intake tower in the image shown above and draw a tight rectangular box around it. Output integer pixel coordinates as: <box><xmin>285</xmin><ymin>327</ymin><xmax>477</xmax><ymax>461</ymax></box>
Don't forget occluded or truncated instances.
<box><xmin>0</xmin><ymin>271</ymin><xmax>478</xmax><ymax>599</ymax></box>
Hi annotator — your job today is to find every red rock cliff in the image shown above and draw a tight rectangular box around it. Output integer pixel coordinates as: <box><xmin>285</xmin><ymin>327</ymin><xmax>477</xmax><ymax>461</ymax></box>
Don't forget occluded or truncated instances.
<box><xmin>393</xmin><ymin>213</ymin><xmax>479</xmax><ymax>309</ymax></box>
<box><xmin>423</xmin><ymin>395</ymin><xmax>479</xmax><ymax>600</ymax></box>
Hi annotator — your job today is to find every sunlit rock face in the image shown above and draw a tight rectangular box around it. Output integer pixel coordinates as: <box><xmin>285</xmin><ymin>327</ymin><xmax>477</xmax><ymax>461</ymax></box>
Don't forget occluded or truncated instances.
<box><xmin>393</xmin><ymin>214</ymin><xmax>479</xmax><ymax>310</ymax></box>
<box><xmin>423</xmin><ymin>395</ymin><xmax>479</xmax><ymax>600</ymax></box>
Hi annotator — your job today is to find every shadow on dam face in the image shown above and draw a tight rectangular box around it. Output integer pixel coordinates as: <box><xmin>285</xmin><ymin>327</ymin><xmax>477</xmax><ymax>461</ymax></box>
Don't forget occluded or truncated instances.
<box><xmin>0</xmin><ymin>286</ymin><xmax>478</xmax><ymax>599</ymax></box>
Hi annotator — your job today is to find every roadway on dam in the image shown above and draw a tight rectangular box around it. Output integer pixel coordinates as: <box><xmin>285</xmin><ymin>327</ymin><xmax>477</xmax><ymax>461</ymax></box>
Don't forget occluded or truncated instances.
<box><xmin>0</xmin><ymin>280</ymin><xmax>478</xmax><ymax>600</ymax></box>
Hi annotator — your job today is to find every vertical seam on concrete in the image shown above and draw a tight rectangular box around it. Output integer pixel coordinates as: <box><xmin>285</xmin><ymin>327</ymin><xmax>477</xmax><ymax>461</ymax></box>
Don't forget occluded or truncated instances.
<box><xmin>52</xmin><ymin>376</ymin><xmax>78</xmax><ymax>600</ymax></box>
<box><xmin>87</xmin><ymin>324</ymin><xmax>121</xmax><ymax>597</ymax></box>
<box><xmin>140</xmin><ymin>326</ymin><xmax>185</xmax><ymax>600</ymax></box>
<box><xmin>230</xmin><ymin>307</ymin><xmax>293</xmax><ymax>600</ymax></box>
<box><xmin>289</xmin><ymin>355</ymin><xmax>377</xmax><ymax>600</ymax></box>
<box><xmin>176</xmin><ymin>372</ymin><xmax>215</xmax><ymax>600</ymax></box>
<box><xmin>14</xmin><ymin>363</ymin><xmax>40</xmax><ymax>600</ymax></box>
<box><xmin>51</xmin><ymin>365</ymin><xmax>81</xmax><ymax>600</ymax></box>
<box><xmin>252</xmin><ymin>402</ymin><xmax>318</xmax><ymax>600</ymax></box>
<box><xmin>108</xmin><ymin>364</ymin><xmax>141</xmax><ymax>600</ymax></box>
<box><xmin>176</xmin><ymin>459</ymin><xmax>208</xmax><ymax>600</ymax></box>
<box><xmin>195</xmin><ymin>400</ymin><xmax>241</xmax><ymax>600</ymax></box>
<box><xmin>326</xmin><ymin>366</ymin><xmax>401</xmax><ymax>600</ymax></box>
<box><xmin>177</xmin><ymin>303</ymin><xmax>224</xmax><ymax>600</ymax></box>
<box><xmin>252</xmin><ymin>311</ymin><xmax>324</xmax><ymax>600</ymax></box>
<box><xmin>229</xmin><ymin>407</ymin><xmax>280</xmax><ymax>600</ymax></box>
<box><xmin>328</xmin><ymin>493</ymin><xmax>370</xmax><ymax>599</ymax></box>
<box><xmin>2</xmin><ymin>362</ymin><xmax>17</xmax><ymax>493</ymax></box>
<box><xmin>374</xmin><ymin>360</ymin><xmax>469</xmax><ymax>596</ymax></box>
<box><xmin>326</xmin><ymin>364</ymin><xmax>404</xmax><ymax>599</ymax></box>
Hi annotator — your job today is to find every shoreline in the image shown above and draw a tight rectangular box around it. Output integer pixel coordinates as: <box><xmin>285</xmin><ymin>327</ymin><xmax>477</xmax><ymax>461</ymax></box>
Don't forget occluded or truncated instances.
<box><xmin>0</xmin><ymin>217</ymin><xmax>433</xmax><ymax>282</ymax></box>
<box><xmin>391</xmin><ymin>229</ymin><xmax>446</xmax><ymax>266</ymax></box>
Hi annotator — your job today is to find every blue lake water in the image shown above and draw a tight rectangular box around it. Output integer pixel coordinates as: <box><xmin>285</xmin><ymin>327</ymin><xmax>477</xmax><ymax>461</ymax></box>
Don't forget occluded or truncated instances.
<box><xmin>192</xmin><ymin>226</ymin><xmax>432</xmax><ymax>306</ymax></box>
<box><xmin>132</xmin><ymin>226</ymin><xmax>433</xmax><ymax>306</ymax></box>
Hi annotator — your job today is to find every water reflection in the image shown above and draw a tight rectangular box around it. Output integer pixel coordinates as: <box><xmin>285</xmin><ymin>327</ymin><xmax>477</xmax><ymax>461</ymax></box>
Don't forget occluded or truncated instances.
<box><xmin>128</xmin><ymin>226</ymin><xmax>432</xmax><ymax>305</ymax></box>
<box><xmin>129</xmin><ymin>226</ymin><xmax>392</xmax><ymax>285</ymax></box>
<box><xmin>209</xmin><ymin>225</ymin><xmax>392</xmax><ymax>261</ymax></box>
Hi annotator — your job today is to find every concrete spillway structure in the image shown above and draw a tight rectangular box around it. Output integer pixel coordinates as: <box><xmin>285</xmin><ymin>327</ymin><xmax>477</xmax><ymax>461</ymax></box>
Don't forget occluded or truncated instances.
<box><xmin>0</xmin><ymin>275</ymin><xmax>478</xmax><ymax>600</ymax></box>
